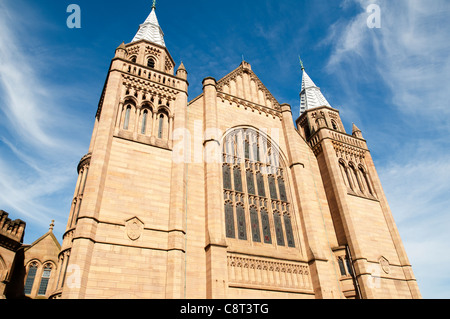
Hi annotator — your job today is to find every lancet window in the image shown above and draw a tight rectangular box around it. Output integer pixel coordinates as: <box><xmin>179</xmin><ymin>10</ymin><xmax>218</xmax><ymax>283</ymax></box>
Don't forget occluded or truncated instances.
<box><xmin>24</xmin><ymin>262</ymin><xmax>38</xmax><ymax>295</ymax></box>
<box><xmin>222</xmin><ymin>128</ymin><xmax>296</xmax><ymax>248</ymax></box>
<box><xmin>38</xmin><ymin>263</ymin><xmax>53</xmax><ymax>296</ymax></box>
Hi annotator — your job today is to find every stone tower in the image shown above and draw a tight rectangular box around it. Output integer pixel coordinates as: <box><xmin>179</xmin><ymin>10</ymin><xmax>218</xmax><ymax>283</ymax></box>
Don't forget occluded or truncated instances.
<box><xmin>296</xmin><ymin>62</ymin><xmax>421</xmax><ymax>299</ymax></box>
<box><xmin>50</xmin><ymin>3</ymin><xmax>189</xmax><ymax>299</ymax></box>
<box><xmin>50</xmin><ymin>4</ymin><xmax>420</xmax><ymax>299</ymax></box>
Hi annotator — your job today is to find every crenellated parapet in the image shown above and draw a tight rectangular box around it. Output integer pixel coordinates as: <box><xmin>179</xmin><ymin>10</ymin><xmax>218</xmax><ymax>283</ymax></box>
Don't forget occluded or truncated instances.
<box><xmin>0</xmin><ymin>210</ymin><xmax>26</xmax><ymax>251</ymax></box>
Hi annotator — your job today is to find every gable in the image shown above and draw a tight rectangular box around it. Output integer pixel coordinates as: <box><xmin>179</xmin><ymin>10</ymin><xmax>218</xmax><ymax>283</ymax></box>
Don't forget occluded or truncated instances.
<box><xmin>216</xmin><ymin>62</ymin><xmax>280</xmax><ymax>110</ymax></box>
<box><xmin>24</xmin><ymin>232</ymin><xmax>61</xmax><ymax>263</ymax></box>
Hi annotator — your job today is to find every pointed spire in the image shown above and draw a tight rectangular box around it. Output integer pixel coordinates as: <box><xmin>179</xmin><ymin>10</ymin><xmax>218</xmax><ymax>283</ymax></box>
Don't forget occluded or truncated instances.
<box><xmin>132</xmin><ymin>2</ymin><xmax>166</xmax><ymax>47</ymax></box>
<box><xmin>299</xmin><ymin>60</ymin><xmax>331</xmax><ymax>115</ymax></box>
<box><xmin>352</xmin><ymin>123</ymin><xmax>363</xmax><ymax>138</ymax></box>
<box><xmin>176</xmin><ymin>61</ymin><xmax>188</xmax><ymax>80</ymax></box>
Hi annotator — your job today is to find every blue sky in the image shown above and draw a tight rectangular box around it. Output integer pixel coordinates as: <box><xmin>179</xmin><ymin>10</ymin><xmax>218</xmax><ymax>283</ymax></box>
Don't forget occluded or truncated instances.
<box><xmin>0</xmin><ymin>0</ymin><xmax>449</xmax><ymax>299</ymax></box>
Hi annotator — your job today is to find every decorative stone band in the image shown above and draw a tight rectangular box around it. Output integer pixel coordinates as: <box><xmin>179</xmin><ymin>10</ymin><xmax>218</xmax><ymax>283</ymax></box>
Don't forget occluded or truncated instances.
<box><xmin>227</xmin><ymin>253</ymin><xmax>314</xmax><ymax>294</ymax></box>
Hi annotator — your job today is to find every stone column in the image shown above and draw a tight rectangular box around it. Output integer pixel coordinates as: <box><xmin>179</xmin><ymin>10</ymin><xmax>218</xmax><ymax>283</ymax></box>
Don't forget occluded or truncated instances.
<box><xmin>202</xmin><ymin>77</ymin><xmax>228</xmax><ymax>299</ymax></box>
<box><xmin>165</xmin><ymin>76</ymin><xmax>189</xmax><ymax>299</ymax></box>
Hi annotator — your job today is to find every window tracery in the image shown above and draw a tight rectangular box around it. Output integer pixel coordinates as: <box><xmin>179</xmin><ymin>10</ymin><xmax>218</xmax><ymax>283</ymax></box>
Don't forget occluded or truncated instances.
<box><xmin>222</xmin><ymin>128</ymin><xmax>296</xmax><ymax>248</ymax></box>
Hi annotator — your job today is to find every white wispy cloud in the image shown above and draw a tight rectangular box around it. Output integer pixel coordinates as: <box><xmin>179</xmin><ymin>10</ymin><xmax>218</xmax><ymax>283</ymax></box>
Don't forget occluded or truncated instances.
<box><xmin>0</xmin><ymin>1</ymin><xmax>87</xmax><ymax>240</ymax></box>
<box><xmin>324</xmin><ymin>0</ymin><xmax>450</xmax><ymax>298</ymax></box>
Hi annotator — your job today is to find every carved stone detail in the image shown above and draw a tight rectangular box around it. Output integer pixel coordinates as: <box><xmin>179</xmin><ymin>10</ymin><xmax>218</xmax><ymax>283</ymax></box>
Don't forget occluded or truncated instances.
<box><xmin>126</xmin><ymin>217</ymin><xmax>144</xmax><ymax>241</ymax></box>
<box><xmin>379</xmin><ymin>256</ymin><xmax>391</xmax><ymax>274</ymax></box>
<box><xmin>227</xmin><ymin>254</ymin><xmax>313</xmax><ymax>293</ymax></box>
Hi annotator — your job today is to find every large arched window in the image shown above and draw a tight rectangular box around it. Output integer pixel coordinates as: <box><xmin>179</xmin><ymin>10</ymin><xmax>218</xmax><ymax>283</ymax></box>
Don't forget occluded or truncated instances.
<box><xmin>222</xmin><ymin>128</ymin><xmax>296</xmax><ymax>248</ymax></box>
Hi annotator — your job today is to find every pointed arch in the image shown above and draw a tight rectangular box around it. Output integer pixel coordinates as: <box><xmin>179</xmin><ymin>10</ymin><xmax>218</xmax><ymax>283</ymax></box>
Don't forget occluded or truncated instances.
<box><xmin>220</xmin><ymin>126</ymin><xmax>297</xmax><ymax>249</ymax></box>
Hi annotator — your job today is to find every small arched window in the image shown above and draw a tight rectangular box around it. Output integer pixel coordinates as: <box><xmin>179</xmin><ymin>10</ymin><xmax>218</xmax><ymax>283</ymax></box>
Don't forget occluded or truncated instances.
<box><xmin>147</xmin><ymin>58</ymin><xmax>155</xmax><ymax>68</ymax></box>
<box><xmin>24</xmin><ymin>262</ymin><xmax>38</xmax><ymax>295</ymax></box>
<box><xmin>123</xmin><ymin>105</ymin><xmax>131</xmax><ymax>130</ymax></box>
<box><xmin>158</xmin><ymin>114</ymin><xmax>164</xmax><ymax>139</ymax></box>
<box><xmin>331</xmin><ymin>120</ymin><xmax>338</xmax><ymax>130</ymax></box>
<box><xmin>338</xmin><ymin>258</ymin><xmax>347</xmax><ymax>276</ymax></box>
<box><xmin>38</xmin><ymin>264</ymin><xmax>52</xmax><ymax>296</ymax></box>
<box><xmin>130</xmin><ymin>56</ymin><xmax>137</xmax><ymax>63</ymax></box>
<box><xmin>141</xmin><ymin>110</ymin><xmax>148</xmax><ymax>134</ymax></box>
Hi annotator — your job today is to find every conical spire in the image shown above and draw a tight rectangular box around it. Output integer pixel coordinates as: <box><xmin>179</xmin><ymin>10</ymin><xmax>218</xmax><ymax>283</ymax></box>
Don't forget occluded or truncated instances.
<box><xmin>299</xmin><ymin>58</ymin><xmax>331</xmax><ymax>115</ymax></box>
<box><xmin>132</xmin><ymin>1</ymin><xmax>166</xmax><ymax>47</ymax></box>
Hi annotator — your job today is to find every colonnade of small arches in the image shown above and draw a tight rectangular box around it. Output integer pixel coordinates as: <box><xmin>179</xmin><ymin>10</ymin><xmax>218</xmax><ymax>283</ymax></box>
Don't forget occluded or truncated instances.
<box><xmin>338</xmin><ymin>159</ymin><xmax>375</xmax><ymax>198</ymax></box>
<box><xmin>116</xmin><ymin>97</ymin><xmax>173</xmax><ymax>141</ymax></box>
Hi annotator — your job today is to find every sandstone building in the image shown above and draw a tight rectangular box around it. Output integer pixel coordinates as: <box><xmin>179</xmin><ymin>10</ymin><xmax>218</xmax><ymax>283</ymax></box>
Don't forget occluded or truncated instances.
<box><xmin>46</xmin><ymin>4</ymin><xmax>420</xmax><ymax>299</ymax></box>
<box><xmin>0</xmin><ymin>212</ymin><xmax>60</xmax><ymax>299</ymax></box>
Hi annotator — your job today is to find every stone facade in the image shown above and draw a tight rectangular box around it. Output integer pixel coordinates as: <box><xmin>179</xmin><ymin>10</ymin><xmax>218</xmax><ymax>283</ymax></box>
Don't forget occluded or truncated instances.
<box><xmin>48</xmin><ymin>6</ymin><xmax>421</xmax><ymax>300</ymax></box>
<box><xmin>0</xmin><ymin>211</ymin><xmax>25</xmax><ymax>299</ymax></box>
<box><xmin>0</xmin><ymin>213</ymin><xmax>60</xmax><ymax>299</ymax></box>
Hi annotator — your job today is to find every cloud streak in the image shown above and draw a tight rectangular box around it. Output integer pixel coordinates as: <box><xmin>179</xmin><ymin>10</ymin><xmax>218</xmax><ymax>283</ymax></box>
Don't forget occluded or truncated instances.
<box><xmin>0</xmin><ymin>1</ymin><xmax>86</xmax><ymax>241</ymax></box>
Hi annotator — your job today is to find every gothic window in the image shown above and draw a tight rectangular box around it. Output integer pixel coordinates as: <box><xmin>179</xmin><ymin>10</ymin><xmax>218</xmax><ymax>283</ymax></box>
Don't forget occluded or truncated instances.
<box><xmin>222</xmin><ymin>128</ymin><xmax>295</xmax><ymax>248</ymax></box>
<box><xmin>260</xmin><ymin>207</ymin><xmax>272</xmax><ymax>244</ymax></box>
<box><xmin>244</xmin><ymin>139</ymin><xmax>250</xmax><ymax>159</ymax></box>
<box><xmin>273</xmin><ymin>212</ymin><xmax>285</xmax><ymax>246</ymax></box>
<box><xmin>123</xmin><ymin>106</ymin><xmax>131</xmax><ymax>130</ymax></box>
<box><xmin>278</xmin><ymin>177</ymin><xmax>287</xmax><ymax>202</ymax></box>
<box><xmin>345</xmin><ymin>257</ymin><xmax>353</xmax><ymax>276</ymax></box>
<box><xmin>38</xmin><ymin>264</ymin><xmax>52</xmax><ymax>296</ymax></box>
<box><xmin>250</xmin><ymin>206</ymin><xmax>261</xmax><ymax>242</ymax></box>
<box><xmin>246</xmin><ymin>169</ymin><xmax>255</xmax><ymax>195</ymax></box>
<box><xmin>256</xmin><ymin>172</ymin><xmax>265</xmax><ymax>197</ymax></box>
<box><xmin>236</xmin><ymin>203</ymin><xmax>247</xmax><ymax>240</ymax></box>
<box><xmin>147</xmin><ymin>57</ymin><xmax>155</xmax><ymax>68</ymax></box>
<box><xmin>284</xmin><ymin>214</ymin><xmax>295</xmax><ymax>248</ymax></box>
<box><xmin>223</xmin><ymin>165</ymin><xmax>232</xmax><ymax>190</ymax></box>
<box><xmin>224</xmin><ymin>201</ymin><xmax>235</xmax><ymax>239</ymax></box>
<box><xmin>141</xmin><ymin>110</ymin><xmax>148</xmax><ymax>134</ymax></box>
<box><xmin>331</xmin><ymin>120</ymin><xmax>338</xmax><ymax>130</ymax></box>
<box><xmin>158</xmin><ymin>114</ymin><xmax>164</xmax><ymax>139</ymax></box>
<box><xmin>338</xmin><ymin>258</ymin><xmax>347</xmax><ymax>276</ymax></box>
<box><xmin>233</xmin><ymin>166</ymin><xmax>243</xmax><ymax>192</ymax></box>
<box><xmin>24</xmin><ymin>262</ymin><xmax>38</xmax><ymax>295</ymax></box>
<box><xmin>269</xmin><ymin>175</ymin><xmax>278</xmax><ymax>200</ymax></box>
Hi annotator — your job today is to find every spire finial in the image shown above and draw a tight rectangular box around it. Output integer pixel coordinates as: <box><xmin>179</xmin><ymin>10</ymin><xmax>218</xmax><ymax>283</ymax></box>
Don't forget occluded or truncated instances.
<box><xmin>299</xmin><ymin>55</ymin><xmax>305</xmax><ymax>71</ymax></box>
<box><xmin>49</xmin><ymin>220</ymin><xmax>55</xmax><ymax>232</ymax></box>
<box><xmin>152</xmin><ymin>0</ymin><xmax>156</xmax><ymax>9</ymax></box>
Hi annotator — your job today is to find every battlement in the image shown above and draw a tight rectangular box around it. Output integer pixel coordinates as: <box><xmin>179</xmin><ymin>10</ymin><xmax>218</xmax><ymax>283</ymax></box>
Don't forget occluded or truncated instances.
<box><xmin>0</xmin><ymin>210</ymin><xmax>26</xmax><ymax>249</ymax></box>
